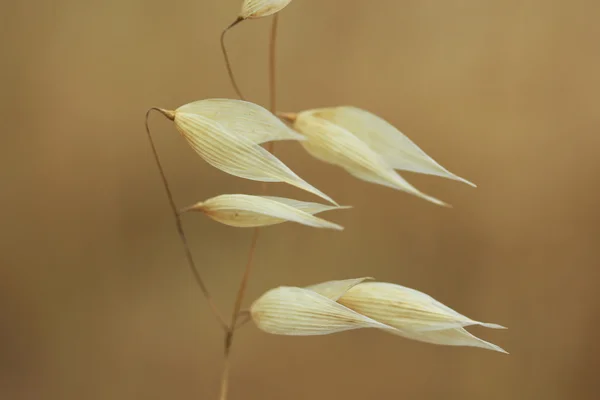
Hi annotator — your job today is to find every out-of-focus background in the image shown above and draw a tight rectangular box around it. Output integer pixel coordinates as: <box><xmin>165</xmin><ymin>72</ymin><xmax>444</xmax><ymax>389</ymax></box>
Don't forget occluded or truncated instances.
<box><xmin>2</xmin><ymin>0</ymin><xmax>599</xmax><ymax>399</ymax></box>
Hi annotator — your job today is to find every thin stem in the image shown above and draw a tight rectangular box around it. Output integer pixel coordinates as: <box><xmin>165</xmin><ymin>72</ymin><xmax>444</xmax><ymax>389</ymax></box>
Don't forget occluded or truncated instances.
<box><xmin>228</xmin><ymin>228</ymin><xmax>261</xmax><ymax>344</ymax></box>
<box><xmin>221</xmin><ymin>17</ymin><xmax>245</xmax><ymax>100</ymax></box>
<box><xmin>145</xmin><ymin>109</ymin><xmax>227</xmax><ymax>331</ymax></box>
<box><xmin>264</xmin><ymin>14</ymin><xmax>279</xmax><ymax>184</ymax></box>
<box><xmin>218</xmin><ymin>357</ymin><xmax>230</xmax><ymax>400</ymax></box>
<box><xmin>268</xmin><ymin>14</ymin><xmax>279</xmax><ymax>117</ymax></box>
<box><xmin>218</xmin><ymin>14</ymin><xmax>281</xmax><ymax>400</ymax></box>
<box><xmin>218</xmin><ymin>229</ymin><xmax>259</xmax><ymax>400</ymax></box>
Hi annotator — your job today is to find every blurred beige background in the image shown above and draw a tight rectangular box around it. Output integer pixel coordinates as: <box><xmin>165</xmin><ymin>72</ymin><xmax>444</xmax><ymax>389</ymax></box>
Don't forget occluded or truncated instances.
<box><xmin>1</xmin><ymin>0</ymin><xmax>599</xmax><ymax>399</ymax></box>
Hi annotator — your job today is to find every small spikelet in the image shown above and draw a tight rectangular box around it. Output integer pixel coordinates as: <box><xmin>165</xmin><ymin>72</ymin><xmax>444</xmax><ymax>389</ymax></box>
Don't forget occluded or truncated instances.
<box><xmin>169</xmin><ymin>101</ymin><xmax>337</xmax><ymax>205</ymax></box>
<box><xmin>250</xmin><ymin>286</ymin><xmax>391</xmax><ymax>335</ymax></box>
<box><xmin>181</xmin><ymin>194</ymin><xmax>349</xmax><ymax>230</ymax></box>
<box><xmin>177</xmin><ymin>99</ymin><xmax>305</xmax><ymax>145</ymax></box>
<box><xmin>336</xmin><ymin>282</ymin><xmax>506</xmax><ymax>332</ymax></box>
<box><xmin>240</xmin><ymin>0</ymin><xmax>293</xmax><ymax>19</ymax></box>
<box><xmin>316</xmin><ymin>106</ymin><xmax>476</xmax><ymax>187</ymax></box>
<box><xmin>293</xmin><ymin>110</ymin><xmax>447</xmax><ymax>206</ymax></box>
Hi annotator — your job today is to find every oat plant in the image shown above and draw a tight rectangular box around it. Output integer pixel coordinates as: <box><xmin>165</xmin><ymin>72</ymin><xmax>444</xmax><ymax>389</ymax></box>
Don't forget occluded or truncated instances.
<box><xmin>144</xmin><ymin>1</ymin><xmax>507</xmax><ymax>399</ymax></box>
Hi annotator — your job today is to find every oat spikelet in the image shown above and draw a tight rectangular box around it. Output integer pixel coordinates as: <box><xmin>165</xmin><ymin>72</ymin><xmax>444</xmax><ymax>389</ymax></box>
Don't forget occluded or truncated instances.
<box><xmin>250</xmin><ymin>286</ymin><xmax>392</xmax><ymax>335</ymax></box>
<box><xmin>293</xmin><ymin>110</ymin><xmax>447</xmax><ymax>206</ymax></box>
<box><xmin>316</xmin><ymin>106</ymin><xmax>476</xmax><ymax>187</ymax></box>
<box><xmin>181</xmin><ymin>194</ymin><xmax>349</xmax><ymax>230</ymax></box>
<box><xmin>251</xmin><ymin>278</ymin><xmax>507</xmax><ymax>353</ymax></box>
<box><xmin>178</xmin><ymin>99</ymin><xmax>305</xmax><ymax>145</ymax></box>
<box><xmin>336</xmin><ymin>282</ymin><xmax>506</xmax><ymax>332</ymax></box>
<box><xmin>240</xmin><ymin>0</ymin><xmax>292</xmax><ymax>19</ymax></box>
<box><xmin>162</xmin><ymin>100</ymin><xmax>336</xmax><ymax>205</ymax></box>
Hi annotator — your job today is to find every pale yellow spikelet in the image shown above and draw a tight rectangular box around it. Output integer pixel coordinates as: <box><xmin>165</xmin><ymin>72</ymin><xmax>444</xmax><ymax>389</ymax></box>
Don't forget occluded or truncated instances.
<box><xmin>316</xmin><ymin>106</ymin><xmax>476</xmax><ymax>187</ymax></box>
<box><xmin>167</xmin><ymin>102</ymin><xmax>337</xmax><ymax>205</ymax></box>
<box><xmin>250</xmin><ymin>286</ymin><xmax>391</xmax><ymax>335</ymax></box>
<box><xmin>293</xmin><ymin>110</ymin><xmax>447</xmax><ymax>206</ymax></box>
<box><xmin>177</xmin><ymin>99</ymin><xmax>305</xmax><ymax>145</ymax></box>
<box><xmin>335</xmin><ymin>281</ymin><xmax>506</xmax><ymax>353</ymax></box>
<box><xmin>252</xmin><ymin>278</ymin><xmax>506</xmax><ymax>353</ymax></box>
<box><xmin>180</xmin><ymin>194</ymin><xmax>348</xmax><ymax>230</ymax></box>
<box><xmin>240</xmin><ymin>0</ymin><xmax>292</xmax><ymax>19</ymax></box>
<box><xmin>336</xmin><ymin>282</ymin><xmax>506</xmax><ymax>332</ymax></box>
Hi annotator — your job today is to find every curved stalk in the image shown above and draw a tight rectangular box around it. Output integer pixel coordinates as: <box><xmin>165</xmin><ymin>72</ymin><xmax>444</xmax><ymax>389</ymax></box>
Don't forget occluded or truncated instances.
<box><xmin>221</xmin><ymin>17</ymin><xmax>246</xmax><ymax>100</ymax></box>
<box><xmin>145</xmin><ymin>109</ymin><xmax>227</xmax><ymax>331</ymax></box>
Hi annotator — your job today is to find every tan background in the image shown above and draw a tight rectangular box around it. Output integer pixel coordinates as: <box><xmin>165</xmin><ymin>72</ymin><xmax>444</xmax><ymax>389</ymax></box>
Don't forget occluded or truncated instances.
<box><xmin>1</xmin><ymin>0</ymin><xmax>599</xmax><ymax>399</ymax></box>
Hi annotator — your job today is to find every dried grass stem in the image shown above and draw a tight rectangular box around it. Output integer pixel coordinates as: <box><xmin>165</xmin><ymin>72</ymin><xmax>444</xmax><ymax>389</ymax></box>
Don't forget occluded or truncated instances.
<box><xmin>145</xmin><ymin>108</ymin><xmax>227</xmax><ymax>331</ymax></box>
<box><xmin>218</xmin><ymin>13</ymin><xmax>280</xmax><ymax>400</ymax></box>
<box><xmin>221</xmin><ymin>17</ymin><xmax>245</xmax><ymax>100</ymax></box>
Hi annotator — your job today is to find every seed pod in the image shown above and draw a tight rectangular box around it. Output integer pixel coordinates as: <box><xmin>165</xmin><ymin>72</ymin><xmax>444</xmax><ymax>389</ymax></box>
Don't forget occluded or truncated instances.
<box><xmin>181</xmin><ymin>194</ymin><xmax>349</xmax><ymax>230</ymax></box>
<box><xmin>161</xmin><ymin>99</ymin><xmax>336</xmax><ymax>205</ymax></box>
<box><xmin>240</xmin><ymin>0</ymin><xmax>292</xmax><ymax>19</ymax></box>
<box><xmin>315</xmin><ymin>106</ymin><xmax>475</xmax><ymax>186</ymax></box>
<box><xmin>293</xmin><ymin>110</ymin><xmax>447</xmax><ymax>206</ymax></box>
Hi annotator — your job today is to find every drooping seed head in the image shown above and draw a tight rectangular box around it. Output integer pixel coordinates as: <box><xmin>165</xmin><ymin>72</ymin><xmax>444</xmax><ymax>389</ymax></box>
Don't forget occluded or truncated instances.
<box><xmin>250</xmin><ymin>278</ymin><xmax>507</xmax><ymax>353</ymax></box>
<box><xmin>336</xmin><ymin>281</ymin><xmax>506</xmax><ymax>333</ymax></box>
<box><xmin>177</xmin><ymin>99</ymin><xmax>304</xmax><ymax>145</ymax></box>
<box><xmin>181</xmin><ymin>194</ymin><xmax>349</xmax><ymax>230</ymax></box>
<box><xmin>160</xmin><ymin>98</ymin><xmax>337</xmax><ymax>205</ymax></box>
<box><xmin>293</xmin><ymin>109</ymin><xmax>447</xmax><ymax>206</ymax></box>
<box><xmin>313</xmin><ymin>106</ymin><xmax>476</xmax><ymax>187</ymax></box>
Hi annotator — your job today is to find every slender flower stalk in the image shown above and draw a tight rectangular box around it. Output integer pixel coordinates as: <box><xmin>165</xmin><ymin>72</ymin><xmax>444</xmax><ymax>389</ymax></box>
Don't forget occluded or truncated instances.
<box><xmin>144</xmin><ymin>109</ymin><xmax>227</xmax><ymax>330</ymax></box>
<box><xmin>220</xmin><ymin>18</ymin><xmax>245</xmax><ymax>100</ymax></box>
<box><xmin>268</xmin><ymin>14</ymin><xmax>279</xmax><ymax>120</ymax></box>
<box><xmin>219</xmin><ymin>13</ymin><xmax>282</xmax><ymax>400</ymax></box>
